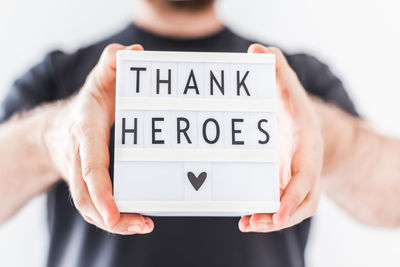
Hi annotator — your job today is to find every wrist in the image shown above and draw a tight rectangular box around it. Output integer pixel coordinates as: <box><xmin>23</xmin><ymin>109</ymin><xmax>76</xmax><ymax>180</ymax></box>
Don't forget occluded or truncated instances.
<box><xmin>42</xmin><ymin>97</ymin><xmax>75</xmax><ymax>181</ymax></box>
<box><xmin>311</xmin><ymin>98</ymin><xmax>359</xmax><ymax>177</ymax></box>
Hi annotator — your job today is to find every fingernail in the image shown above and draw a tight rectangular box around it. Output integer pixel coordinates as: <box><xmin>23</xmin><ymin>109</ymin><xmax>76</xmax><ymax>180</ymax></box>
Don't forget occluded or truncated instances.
<box><xmin>128</xmin><ymin>224</ymin><xmax>142</xmax><ymax>233</ymax></box>
<box><xmin>143</xmin><ymin>224</ymin><xmax>151</xmax><ymax>233</ymax></box>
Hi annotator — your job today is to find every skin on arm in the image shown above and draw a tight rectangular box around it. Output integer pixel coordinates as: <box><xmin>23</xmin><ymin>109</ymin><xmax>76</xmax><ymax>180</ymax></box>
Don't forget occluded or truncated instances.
<box><xmin>239</xmin><ymin>44</ymin><xmax>324</xmax><ymax>233</ymax></box>
<box><xmin>240</xmin><ymin>45</ymin><xmax>400</xmax><ymax>229</ymax></box>
<box><xmin>0</xmin><ymin>105</ymin><xmax>60</xmax><ymax>222</ymax></box>
<box><xmin>314</xmin><ymin>98</ymin><xmax>400</xmax><ymax>227</ymax></box>
<box><xmin>0</xmin><ymin>43</ymin><xmax>154</xmax><ymax>235</ymax></box>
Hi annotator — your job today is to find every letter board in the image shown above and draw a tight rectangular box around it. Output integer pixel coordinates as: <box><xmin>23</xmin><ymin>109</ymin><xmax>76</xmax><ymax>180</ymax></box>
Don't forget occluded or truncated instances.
<box><xmin>114</xmin><ymin>50</ymin><xmax>279</xmax><ymax>216</ymax></box>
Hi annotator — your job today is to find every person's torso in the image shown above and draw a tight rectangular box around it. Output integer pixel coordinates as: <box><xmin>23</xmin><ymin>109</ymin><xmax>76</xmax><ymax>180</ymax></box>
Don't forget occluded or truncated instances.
<box><xmin>46</xmin><ymin>24</ymin><xmax>314</xmax><ymax>267</ymax></box>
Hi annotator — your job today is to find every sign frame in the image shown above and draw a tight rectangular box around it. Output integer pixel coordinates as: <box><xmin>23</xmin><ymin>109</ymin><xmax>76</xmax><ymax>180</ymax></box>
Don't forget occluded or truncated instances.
<box><xmin>114</xmin><ymin>50</ymin><xmax>280</xmax><ymax>216</ymax></box>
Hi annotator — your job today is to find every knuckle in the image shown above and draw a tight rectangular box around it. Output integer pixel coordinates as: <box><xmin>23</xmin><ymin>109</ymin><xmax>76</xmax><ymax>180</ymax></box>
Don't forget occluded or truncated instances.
<box><xmin>69</xmin><ymin>121</ymin><xmax>84</xmax><ymax>141</ymax></box>
<box><xmin>289</xmin><ymin>191</ymin><xmax>304</xmax><ymax>207</ymax></box>
<box><xmin>269</xmin><ymin>46</ymin><xmax>282</xmax><ymax>53</ymax></box>
<box><xmin>297</xmin><ymin>170</ymin><xmax>317</xmax><ymax>190</ymax></box>
<box><xmin>101</xmin><ymin>43</ymin><xmax>123</xmax><ymax>61</ymax></box>
<box><xmin>269</xmin><ymin>47</ymin><xmax>284</xmax><ymax>58</ymax></box>
<box><xmin>104</xmin><ymin>43</ymin><xmax>120</xmax><ymax>55</ymax></box>
<box><xmin>82</xmin><ymin>214</ymin><xmax>94</xmax><ymax>224</ymax></box>
<box><xmin>81</xmin><ymin>161</ymin><xmax>107</xmax><ymax>185</ymax></box>
<box><xmin>306</xmin><ymin>174</ymin><xmax>317</xmax><ymax>189</ymax></box>
<box><xmin>81</xmin><ymin>162</ymin><xmax>98</xmax><ymax>183</ymax></box>
<box><xmin>72</xmin><ymin>190</ymin><xmax>88</xmax><ymax>211</ymax></box>
<box><xmin>269</xmin><ymin>47</ymin><xmax>289</xmax><ymax>66</ymax></box>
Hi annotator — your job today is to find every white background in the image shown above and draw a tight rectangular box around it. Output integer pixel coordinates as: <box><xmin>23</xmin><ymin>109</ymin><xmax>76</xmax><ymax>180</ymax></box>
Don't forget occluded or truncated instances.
<box><xmin>0</xmin><ymin>0</ymin><xmax>400</xmax><ymax>266</ymax></box>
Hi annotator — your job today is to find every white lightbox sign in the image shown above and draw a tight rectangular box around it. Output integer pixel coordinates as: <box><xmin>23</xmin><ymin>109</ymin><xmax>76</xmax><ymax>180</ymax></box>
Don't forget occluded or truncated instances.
<box><xmin>114</xmin><ymin>50</ymin><xmax>279</xmax><ymax>216</ymax></box>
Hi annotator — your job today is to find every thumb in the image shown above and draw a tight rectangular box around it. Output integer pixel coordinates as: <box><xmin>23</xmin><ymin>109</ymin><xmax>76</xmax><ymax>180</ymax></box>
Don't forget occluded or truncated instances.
<box><xmin>90</xmin><ymin>43</ymin><xmax>144</xmax><ymax>92</ymax></box>
<box><xmin>248</xmin><ymin>43</ymin><xmax>309</xmax><ymax>118</ymax></box>
<box><xmin>82</xmin><ymin>44</ymin><xmax>144</xmax><ymax>124</ymax></box>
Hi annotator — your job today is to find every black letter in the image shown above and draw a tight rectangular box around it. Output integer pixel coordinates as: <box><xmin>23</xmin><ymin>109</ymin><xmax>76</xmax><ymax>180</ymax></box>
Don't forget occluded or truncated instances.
<box><xmin>130</xmin><ymin>67</ymin><xmax>146</xmax><ymax>93</ymax></box>
<box><xmin>236</xmin><ymin>70</ymin><xmax>250</xmax><ymax>96</ymax></box>
<box><xmin>232</xmin><ymin>118</ymin><xmax>244</xmax><ymax>145</ymax></box>
<box><xmin>152</xmin><ymin>117</ymin><xmax>165</xmax><ymax>144</ymax></box>
<box><xmin>184</xmin><ymin>69</ymin><xmax>200</xmax><ymax>95</ymax></box>
<box><xmin>177</xmin><ymin>117</ymin><xmax>192</xmax><ymax>144</ymax></box>
<box><xmin>122</xmin><ymin>117</ymin><xmax>137</xmax><ymax>145</ymax></box>
<box><xmin>258</xmin><ymin>119</ymin><xmax>270</xmax><ymax>144</ymax></box>
<box><xmin>210</xmin><ymin>70</ymin><xmax>224</xmax><ymax>95</ymax></box>
<box><xmin>156</xmin><ymin>69</ymin><xmax>171</xmax><ymax>94</ymax></box>
<box><xmin>202</xmin><ymin>118</ymin><xmax>220</xmax><ymax>144</ymax></box>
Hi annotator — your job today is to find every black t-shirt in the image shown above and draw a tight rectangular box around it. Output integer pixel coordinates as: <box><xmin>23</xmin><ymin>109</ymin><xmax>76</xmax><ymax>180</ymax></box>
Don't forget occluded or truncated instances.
<box><xmin>0</xmin><ymin>24</ymin><xmax>357</xmax><ymax>267</ymax></box>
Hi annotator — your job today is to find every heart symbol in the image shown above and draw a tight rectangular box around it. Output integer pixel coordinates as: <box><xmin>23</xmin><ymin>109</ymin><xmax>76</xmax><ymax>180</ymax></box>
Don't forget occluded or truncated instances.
<box><xmin>187</xmin><ymin>172</ymin><xmax>207</xmax><ymax>191</ymax></box>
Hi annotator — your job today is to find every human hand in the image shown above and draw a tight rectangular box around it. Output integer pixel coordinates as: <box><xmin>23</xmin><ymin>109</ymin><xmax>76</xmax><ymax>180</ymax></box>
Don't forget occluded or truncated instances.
<box><xmin>45</xmin><ymin>43</ymin><xmax>154</xmax><ymax>235</ymax></box>
<box><xmin>239</xmin><ymin>44</ymin><xmax>323</xmax><ymax>233</ymax></box>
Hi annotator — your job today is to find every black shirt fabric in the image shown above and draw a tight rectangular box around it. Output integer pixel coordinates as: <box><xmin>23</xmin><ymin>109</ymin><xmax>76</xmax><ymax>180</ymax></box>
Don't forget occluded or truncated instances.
<box><xmin>0</xmin><ymin>23</ymin><xmax>358</xmax><ymax>267</ymax></box>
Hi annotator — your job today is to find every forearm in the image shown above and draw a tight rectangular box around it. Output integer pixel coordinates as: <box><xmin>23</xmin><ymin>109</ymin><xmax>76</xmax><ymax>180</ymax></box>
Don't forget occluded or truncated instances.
<box><xmin>0</xmin><ymin>103</ymin><xmax>62</xmax><ymax>224</ymax></box>
<box><xmin>314</xmin><ymin>98</ymin><xmax>400</xmax><ymax>227</ymax></box>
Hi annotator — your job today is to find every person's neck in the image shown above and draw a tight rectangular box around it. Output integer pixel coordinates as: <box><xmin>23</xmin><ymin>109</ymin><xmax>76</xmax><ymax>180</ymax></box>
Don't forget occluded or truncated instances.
<box><xmin>133</xmin><ymin>1</ymin><xmax>224</xmax><ymax>39</ymax></box>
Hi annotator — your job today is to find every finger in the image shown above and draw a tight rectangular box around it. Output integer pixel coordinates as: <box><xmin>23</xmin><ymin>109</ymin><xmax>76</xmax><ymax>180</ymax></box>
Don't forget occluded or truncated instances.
<box><xmin>248</xmin><ymin>184</ymin><xmax>320</xmax><ymax>233</ymax></box>
<box><xmin>248</xmin><ymin>43</ymin><xmax>323</xmax><ymax>228</ymax></box>
<box><xmin>240</xmin><ymin>205</ymin><xmax>305</xmax><ymax>233</ymax></box>
<box><xmin>249</xmin><ymin>213</ymin><xmax>273</xmax><ymax>229</ymax></box>
<box><xmin>69</xmin><ymin>146</ymin><xmax>104</xmax><ymax>225</ymax></box>
<box><xmin>125</xmin><ymin>44</ymin><xmax>144</xmax><ymax>52</ymax></box>
<box><xmin>79</xmin><ymin>130</ymin><xmax>119</xmax><ymax>228</ymax></box>
<box><xmin>98</xmin><ymin>43</ymin><xmax>144</xmax><ymax>72</ymax></box>
<box><xmin>248</xmin><ymin>43</ymin><xmax>293</xmax><ymax>185</ymax></box>
<box><xmin>239</xmin><ymin>215</ymin><xmax>279</xmax><ymax>233</ymax></box>
<box><xmin>272</xmin><ymin>156</ymin><xmax>319</xmax><ymax>229</ymax></box>
<box><xmin>70</xmin><ymin>150</ymin><xmax>154</xmax><ymax>235</ymax></box>
<box><xmin>248</xmin><ymin>44</ymin><xmax>295</xmax><ymax>85</ymax></box>
<box><xmin>238</xmin><ymin>214</ymin><xmax>272</xmax><ymax>232</ymax></box>
<box><xmin>238</xmin><ymin>215</ymin><xmax>251</xmax><ymax>232</ymax></box>
<box><xmin>90</xmin><ymin>43</ymin><xmax>124</xmax><ymax>94</ymax></box>
<box><xmin>272</xmin><ymin>176</ymin><xmax>308</xmax><ymax>227</ymax></box>
<box><xmin>86</xmin><ymin>43</ymin><xmax>144</xmax><ymax>125</ymax></box>
<box><xmin>111</xmin><ymin>214</ymin><xmax>154</xmax><ymax>235</ymax></box>
<box><xmin>286</xmin><ymin>181</ymin><xmax>321</xmax><ymax>228</ymax></box>
<box><xmin>248</xmin><ymin>44</ymin><xmax>307</xmax><ymax>117</ymax></box>
<box><xmin>239</xmin><ymin>214</ymin><xmax>273</xmax><ymax>233</ymax></box>
<box><xmin>79</xmin><ymin>127</ymin><xmax>155</xmax><ymax>235</ymax></box>
<box><xmin>93</xmin><ymin>43</ymin><xmax>144</xmax><ymax>88</ymax></box>
<box><xmin>279</xmin><ymin>156</ymin><xmax>292</xmax><ymax>191</ymax></box>
<box><xmin>274</xmin><ymin>113</ymin><xmax>323</xmax><ymax>226</ymax></box>
<box><xmin>75</xmin><ymin>108</ymin><xmax>154</xmax><ymax>233</ymax></box>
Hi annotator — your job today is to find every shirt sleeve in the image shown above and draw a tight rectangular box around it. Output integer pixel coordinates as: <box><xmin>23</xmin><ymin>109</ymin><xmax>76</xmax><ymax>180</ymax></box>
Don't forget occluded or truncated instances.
<box><xmin>0</xmin><ymin>51</ymin><xmax>66</xmax><ymax>124</ymax></box>
<box><xmin>286</xmin><ymin>53</ymin><xmax>359</xmax><ymax>117</ymax></box>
